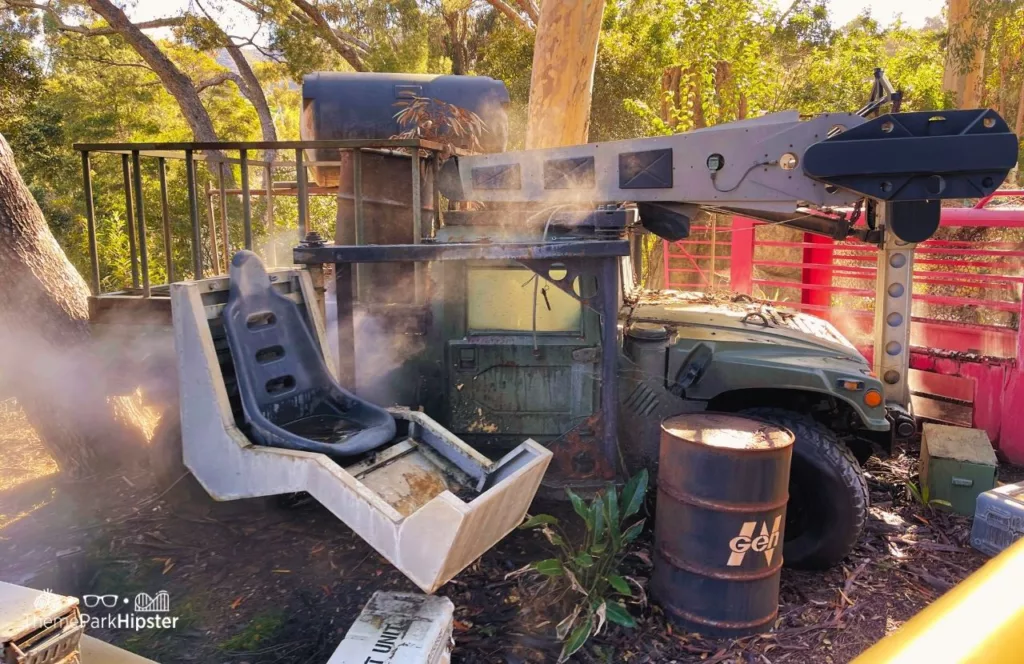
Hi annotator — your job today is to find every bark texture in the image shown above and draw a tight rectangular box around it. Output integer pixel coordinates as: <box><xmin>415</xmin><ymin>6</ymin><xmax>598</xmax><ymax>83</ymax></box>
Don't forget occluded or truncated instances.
<box><xmin>943</xmin><ymin>0</ymin><xmax>984</xmax><ymax>108</ymax></box>
<box><xmin>660</xmin><ymin>65</ymin><xmax>682</xmax><ymax>128</ymax></box>
<box><xmin>525</xmin><ymin>0</ymin><xmax>606</xmax><ymax>149</ymax></box>
<box><xmin>225</xmin><ymin>43</ymin><xmax>278</xmax><ymax>163</ymax></box>
<box><xmin>0</xmin><ymin>133</ymin><xmax>148</xmax><ymax>477</ymax></box>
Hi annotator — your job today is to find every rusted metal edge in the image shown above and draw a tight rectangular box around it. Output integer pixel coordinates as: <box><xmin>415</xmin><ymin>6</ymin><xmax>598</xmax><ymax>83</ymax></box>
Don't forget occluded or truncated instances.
<box><xmin>657</xmin><ymin>484</ymin><xmax>789</xmax><ymax>513</ymax></box>
<box><xmin>660</xmin><ymin>601</ymin><xmax>779</xmax><ymax>631</ymax></box>
<box><xmin>294</xmin><ymin>240</ymin><xmax>630</xmax><ymax>264</ymax></box>
<box><xmin>660</xmin><ymin>418</ymin><xmax>795</xmax><ymax>453</ymax></box>
<box><xmin>655</xmin><ymin>543</ymin><xmax>783</xmax><ymax>581</ymax></box>
<box><xmin>73</xmin><ymin>138</ymin><xmax>467</xmax><ymax>154</ymax></box>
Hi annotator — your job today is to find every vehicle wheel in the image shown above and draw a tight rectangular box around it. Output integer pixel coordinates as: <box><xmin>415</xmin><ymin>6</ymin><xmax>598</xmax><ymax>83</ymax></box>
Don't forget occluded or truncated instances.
<box><xmin>739</xmin><ymin>407</ymin><xmax>868</xmax><ymax>569</ymax></box>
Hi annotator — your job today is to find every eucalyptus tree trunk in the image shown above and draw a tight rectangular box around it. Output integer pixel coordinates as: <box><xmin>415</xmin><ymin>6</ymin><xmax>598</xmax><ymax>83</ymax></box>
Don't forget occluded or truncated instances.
<box><xmin>0</xmin><ymin>133</ymin><xmax>150</xmax><ymax>477</ymax></box>
<box><xmin>525</xmin><ymin>0</ymin><xmax>606</xmax><ymax>149</ymax></box>
<box><xmin>943</xmin><ymin>0</ymin><xmax>984</xmax><ymax>108</ymax></box>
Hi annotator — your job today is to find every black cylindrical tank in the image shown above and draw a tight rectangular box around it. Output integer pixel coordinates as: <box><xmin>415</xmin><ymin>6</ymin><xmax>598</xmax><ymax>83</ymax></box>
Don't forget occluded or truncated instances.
<box><xmin>623</xmin><ymin>322</ymin><xmax>670</xmax><ymax>380</ymax></box>
<box><xmin>652</xmin><ymin>413</ymin><xmax>794</xmax><ymax>637</ymax></box>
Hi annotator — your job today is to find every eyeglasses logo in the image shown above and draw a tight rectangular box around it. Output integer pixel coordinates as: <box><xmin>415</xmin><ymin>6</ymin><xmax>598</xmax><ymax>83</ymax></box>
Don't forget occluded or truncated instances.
<box><xmin>83</xmin><ymin>594</ymin><xmax>120</xmax><ymax>608</ymax></box>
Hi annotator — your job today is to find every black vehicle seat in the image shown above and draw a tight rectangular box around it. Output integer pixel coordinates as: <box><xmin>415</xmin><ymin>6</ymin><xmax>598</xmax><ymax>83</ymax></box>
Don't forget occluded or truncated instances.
<box><xmin>222</xmin><ymin>250</ymin><xmax>396</xmax><ymax>460</ymax></box>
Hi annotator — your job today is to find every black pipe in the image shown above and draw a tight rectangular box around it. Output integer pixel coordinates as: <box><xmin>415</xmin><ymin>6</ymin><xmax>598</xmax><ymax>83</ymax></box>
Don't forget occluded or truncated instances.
<box><xmin>82</xmin><ymin>151</ymin><xmax>100</xmax><ymax>294</ymax></box>
<box><xmin>296</xmin><ymin>148</ymin><xmax>308</xmax><ymax>239</ymax></box>
<box><xmin>121</xmin><ymin>154</ymin><xmax>139</xmax><ymax>288</ymax></box>
<box><xmin>132</xmin><ymin>151</ymin><xmax>150</xmax><ymax>297</ymax></box>
<box><xmin>185</xmin><ymin>149</ymin><xmax>203</xmax><ymax>279</ymax></box>
<box><xmin>241</xmin><ymin>149</ymin><xmax>252</xmax><ymax>250</ymax></box>
<box><xmin>599</xmin><ymin>257</ymin><xmax>620</xmax><ymax>474</ymax></box>
<box><xmin>716</xmin><ymin>207</ymin><xmax>852</xmax><ymax>241</ymax></box>
<box><xmin>158</xmin><ymin>157</ymin><xmax>174</xmax><ymax>283</ymax></box>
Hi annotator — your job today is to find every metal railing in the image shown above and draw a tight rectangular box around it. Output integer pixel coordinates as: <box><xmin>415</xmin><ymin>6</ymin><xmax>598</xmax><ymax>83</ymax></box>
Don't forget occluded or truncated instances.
<box><xmin>75</xmin><ymin>138</ymin><xmax>452</xmax><ymax>297</ymax></box>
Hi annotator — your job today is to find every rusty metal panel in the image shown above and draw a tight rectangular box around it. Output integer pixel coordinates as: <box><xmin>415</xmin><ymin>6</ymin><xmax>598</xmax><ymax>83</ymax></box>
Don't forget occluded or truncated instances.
<box><xmin>447</xmin><ymin>342</ymin><xmax>593</xmax><ymax>440</ymax></box>
<box><xmin>334</xmin><ymin>150</ymin><xmax>434</xmax><ymax>307</ymax></box>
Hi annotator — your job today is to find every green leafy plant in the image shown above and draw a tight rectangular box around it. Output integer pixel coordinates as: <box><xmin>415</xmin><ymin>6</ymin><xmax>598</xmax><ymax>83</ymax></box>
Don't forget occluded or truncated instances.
<box><xmin>519</xmin><ymin>469</ymin><xmax>649</xmax><ymax>662</ymax></box>
<box><xmin>906</xmin><ymin>480</ymin><xmax>953</xmax><ymax>509</ymax></box>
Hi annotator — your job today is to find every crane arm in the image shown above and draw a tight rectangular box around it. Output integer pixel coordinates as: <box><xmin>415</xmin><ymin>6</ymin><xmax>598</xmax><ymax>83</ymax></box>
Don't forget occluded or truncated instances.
<box><xmin>438</xmin><ymin>108</ymin><xmax>1018</xmax><ymax>242</ymax></box>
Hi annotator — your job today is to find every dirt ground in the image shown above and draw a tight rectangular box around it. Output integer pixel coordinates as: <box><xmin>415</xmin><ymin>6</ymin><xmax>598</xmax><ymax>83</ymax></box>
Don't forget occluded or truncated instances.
<box><xmin>1</xmin><ymin>398</ymin><xmax>1019</xmax><ymax>664</ymax></box>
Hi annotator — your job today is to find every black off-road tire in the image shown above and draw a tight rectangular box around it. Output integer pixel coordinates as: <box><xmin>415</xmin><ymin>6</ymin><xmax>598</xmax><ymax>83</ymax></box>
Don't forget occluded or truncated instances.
<box><xmin>740</xmin><ymin>407</ymin><xmax>869</xmax><ymax>569</ymax></box>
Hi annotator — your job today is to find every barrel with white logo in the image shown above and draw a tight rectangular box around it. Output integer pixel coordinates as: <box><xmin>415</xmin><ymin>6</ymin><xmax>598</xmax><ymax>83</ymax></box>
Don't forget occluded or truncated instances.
<box><xmin>652</xmin><ymin>413</ymin><xmax>794</xmax><ymax>637</ymax></box>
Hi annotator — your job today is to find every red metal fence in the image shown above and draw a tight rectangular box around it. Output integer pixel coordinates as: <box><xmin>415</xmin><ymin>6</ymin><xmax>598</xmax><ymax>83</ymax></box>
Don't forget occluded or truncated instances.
<box><xmin>663</xmin><ymin>192</ymin><xmax>1024</xmax><ymax>463</ymax></box>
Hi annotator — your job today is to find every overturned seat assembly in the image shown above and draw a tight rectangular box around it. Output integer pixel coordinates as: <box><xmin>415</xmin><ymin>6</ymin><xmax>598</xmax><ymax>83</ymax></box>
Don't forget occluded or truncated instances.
<box><xmin>171</xmin><ymin>254</ymin><xmax>551</xmax><ymax>593</ymax></box>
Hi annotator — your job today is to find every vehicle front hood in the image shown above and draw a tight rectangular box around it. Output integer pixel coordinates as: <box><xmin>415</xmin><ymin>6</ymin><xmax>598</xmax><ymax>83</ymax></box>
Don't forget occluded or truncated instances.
<box><xmin>628</xmin><ymin>290</ymin><xmax>865</xmax><ymax>362</ymax></box>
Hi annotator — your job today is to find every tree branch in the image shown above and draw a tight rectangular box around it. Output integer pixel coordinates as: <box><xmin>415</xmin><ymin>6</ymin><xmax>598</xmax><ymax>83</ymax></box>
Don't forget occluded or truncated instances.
<box><xmin>78</xmin><ymin>55</ymin><xmax>156</xmax><ymax>71</ymax></box>
<box><xmin>288</xmin><ymin>0</ymin><xmax>367</xmax><ymax>70</ymax></box>
<box><xmin>774</xmin><ymin>0</ymin><xmax>800</xmax><ymax>27</ymax></box>
<box><xmin>483</xmin><ymin>0</ymin><xmax>533</xmax><ymax>31</ymax></box>
<box><xmin>3</xmin><ymin>1</ymin><xmax>186</xmax><ymax>35</ymax></box>
<box><xmin>192</xmin><ymin>0</ymin><xmax>278</xmax><ymax>162</ymax></box>
<box><xmin>226</xmin><ymin>33</ymin><xmax>283</xmax><ymax>62</ymax></box>
<box><xmin>512</xmin><ymin>0</ymin><xmax>538</xmax><ymax>24</ymax></box>
<box><xmin>195</xmin><ymin>70</ymin><xmax>243</xmax><ymax>92</ymax></box>
<box><xmin>84</xmin><ymin>0</ymin><xmax>226</xmax><ymax>179</ymax></box>
<box><xmin>332</xmin><ymin>26</ymin><xmax>369</xmax><ymax>52</ymax></box>
<box><xmin>224</xmin><ymin>42</ymin><xmax>278</xmax><ymax>162</ymax></box>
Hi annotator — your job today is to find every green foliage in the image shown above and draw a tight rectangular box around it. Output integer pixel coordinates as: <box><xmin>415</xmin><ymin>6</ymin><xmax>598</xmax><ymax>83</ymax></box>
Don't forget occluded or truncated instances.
<box><xmin>475</xmin><ymin>18</ymin><xmax>533</xmax><ymax>148</ymax></box>
<box><xmin>478</xmin><ymin>0</ymin><xmax>963</xmax><ymax>145</ymax></box>
<box><xmin>906</xmin><ymin>480</ymin><xmax>953</xmax><ymax>510</ymax></box>
<box><xmin>764</xmin><ymin>15</ymin><xmax>948</xmax><ymax>115</ymax></box>
<box><xmin>520</xmin><ymin>469</ymin><xmax>649</xmax><ymax>662</ymax></box>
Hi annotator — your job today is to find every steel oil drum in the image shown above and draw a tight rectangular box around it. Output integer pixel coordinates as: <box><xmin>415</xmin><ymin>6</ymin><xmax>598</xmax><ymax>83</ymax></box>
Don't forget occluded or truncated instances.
<box><xmin>652</xmin><ymin>413</ymin><xmax>794</xmax><ymax>637</ymax></box>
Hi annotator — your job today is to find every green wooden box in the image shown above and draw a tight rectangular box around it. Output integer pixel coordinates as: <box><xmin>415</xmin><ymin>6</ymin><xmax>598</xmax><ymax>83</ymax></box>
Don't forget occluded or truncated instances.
<box><xmin>921</xmin><ymin>423</ymin><xmax>998</xmax><ymax>516</ymax></box>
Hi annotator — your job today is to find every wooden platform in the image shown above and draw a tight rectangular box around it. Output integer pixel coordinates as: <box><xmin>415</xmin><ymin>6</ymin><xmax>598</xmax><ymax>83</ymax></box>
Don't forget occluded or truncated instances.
<box><xmin>89</xmin><ymin>287</ymin><xmax>174</xmax><ymax>326</ymax></box>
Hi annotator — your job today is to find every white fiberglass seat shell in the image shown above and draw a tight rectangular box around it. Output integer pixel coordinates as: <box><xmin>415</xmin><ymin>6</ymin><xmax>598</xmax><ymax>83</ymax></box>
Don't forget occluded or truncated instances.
<box><xmin>170</xmin><ymin>267</ymin><xmax>551</xmax><ymax>593</ymax></box>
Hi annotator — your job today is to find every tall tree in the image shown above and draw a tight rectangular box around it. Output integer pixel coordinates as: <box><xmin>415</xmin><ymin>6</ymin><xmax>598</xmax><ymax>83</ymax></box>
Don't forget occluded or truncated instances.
<box><xmin>525</xmin><ymin>0</ymin><xmax>605</xmax><ymax>148</ymax></box>
<box><xmin>944</xmin><ymin>0</ymin><xmax>984</xmax><ymax>107</ymax></box>
<box><xmin>0</xmin><ymin>132</ymin><xmax>150</xmax><ymax>477</ymax></box>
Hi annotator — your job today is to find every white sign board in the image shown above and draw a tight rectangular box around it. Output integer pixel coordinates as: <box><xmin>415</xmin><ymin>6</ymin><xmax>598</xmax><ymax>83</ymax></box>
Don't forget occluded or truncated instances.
<box><xmin>328</xmin><ymin>592</ymin><xmax>454</xmax><ymax>664</ymax></box>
